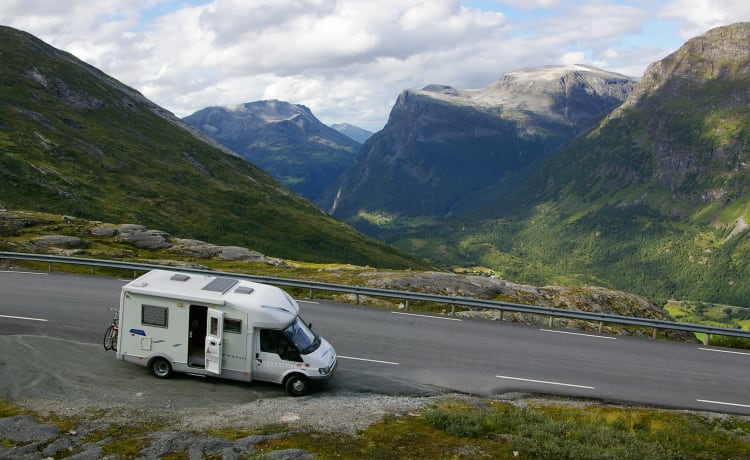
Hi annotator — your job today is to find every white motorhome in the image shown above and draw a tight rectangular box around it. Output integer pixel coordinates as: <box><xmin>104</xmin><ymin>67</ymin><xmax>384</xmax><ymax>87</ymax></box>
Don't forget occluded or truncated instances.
<box><xmin>116</xmin><ymin>269</ymin><xmax>337</xmax><ymax>396</ymax></box>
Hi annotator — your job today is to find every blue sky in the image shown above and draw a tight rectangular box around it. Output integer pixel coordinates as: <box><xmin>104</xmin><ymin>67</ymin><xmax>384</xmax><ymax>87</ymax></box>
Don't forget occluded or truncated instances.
<box><xmin>1</xmin><ymin>0</ymin><xmax>749</xmax><ymax>131</ymax></box>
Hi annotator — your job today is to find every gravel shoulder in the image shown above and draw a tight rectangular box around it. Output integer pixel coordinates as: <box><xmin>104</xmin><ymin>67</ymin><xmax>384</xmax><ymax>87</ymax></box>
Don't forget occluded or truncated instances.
<box><xmin>0</xmin><ymin>335</ymin><xmax>444</xmax><ymax>458</ymax></box>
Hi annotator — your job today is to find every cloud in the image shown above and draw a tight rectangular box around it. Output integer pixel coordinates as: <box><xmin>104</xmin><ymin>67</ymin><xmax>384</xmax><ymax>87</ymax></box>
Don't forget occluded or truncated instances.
<box><xmin>1</xmin><ymin>0</ymin><xmax>750</xmax><ymax>131</ymax></box>
<box><xmin>660</xmin><ymin>0</ymin><xmax>750</xmax><ymax>39</ymax></box>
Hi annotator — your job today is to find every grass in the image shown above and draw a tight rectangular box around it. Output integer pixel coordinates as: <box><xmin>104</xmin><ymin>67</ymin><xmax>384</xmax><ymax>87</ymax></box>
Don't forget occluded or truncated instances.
<box><xmin>248</xmin><ymin>398</ymin><xmax>750</xmax><ymax>459</ymax></box>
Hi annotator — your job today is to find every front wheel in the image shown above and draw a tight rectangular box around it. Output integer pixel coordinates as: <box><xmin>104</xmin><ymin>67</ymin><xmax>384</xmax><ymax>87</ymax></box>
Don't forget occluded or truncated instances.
<box><xmin>151</xmin><ymin>358</ymin><xmax>173</xmax><ymax>379</ymax></box>
<box><xmin>284</xmin><ymin>374</ymin><xmax>310</xmax><ymax>397</ymax></box>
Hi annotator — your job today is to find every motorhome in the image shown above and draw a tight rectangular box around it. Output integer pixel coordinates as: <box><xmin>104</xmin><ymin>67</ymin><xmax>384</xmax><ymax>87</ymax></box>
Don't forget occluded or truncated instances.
<box><xmin>116</xmin><ymin>269</ymin><xmax>337</xmax><ymax>396</ymax></box>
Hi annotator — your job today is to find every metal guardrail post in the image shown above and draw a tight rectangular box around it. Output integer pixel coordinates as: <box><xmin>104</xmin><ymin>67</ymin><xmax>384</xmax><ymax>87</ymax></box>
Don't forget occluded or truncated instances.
<box><xmin>308</xmin><ymin>288</ymin><xmax>313</xmax><ymax>300</ymax></box>
<box><xmin>404</xmin><ymin>299</ymin><xmax>409</xmax><ymax>311</ymax></box>
<box><xmin>652</xmin><ymin>327</ymin><xmax>659</xmax><ymax>339</ymax></box>
<box><xmin>355</xmin><ymin>293</ymin><xmax>360</xmax><ymax>305</ymax></box>
<box><xmin>704</xmin><ymin>334</ymin><xmax>711</xmax><ymax>346</ymax></box>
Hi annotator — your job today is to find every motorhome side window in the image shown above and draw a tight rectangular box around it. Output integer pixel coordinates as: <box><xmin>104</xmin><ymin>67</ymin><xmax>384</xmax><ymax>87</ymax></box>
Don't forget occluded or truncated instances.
<box><xmin>224</xmin><ymin>318</ymin><xmax>242</xmax><ymax>334</ymax></box>
<box><xmin>141</xmin><ymin>304</ymin><xmax>168</xmax><ymax>328</ymax></box>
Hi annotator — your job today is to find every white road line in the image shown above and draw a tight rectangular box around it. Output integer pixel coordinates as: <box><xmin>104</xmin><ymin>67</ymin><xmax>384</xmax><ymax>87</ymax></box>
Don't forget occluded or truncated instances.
<box><xmin>296</xmin><ymin>300</ymin><xmax>319</xmax><ymax>304</ymax></box>
<box><xmin>0</xmin><ymin>314</ymin><xmax>48</xmax><ymax>322</ymax></box>
<box><xmin>539</xmin><ymin>329</ymin><xmax>616</xmax><ymax>340</ymax></box>
<box><xmin>698</xmin><ymin>347</ymin><xmax>750</xmax><ymax>357</ymax></box>
<box><xmin>0</xmin><ymin>271</ymin><xmax>47</xmax><ymax>275</ymax></box>
<box><xmin>697</xmin><ymin>399</ymin><xmax>750</xmax><ymax>409</ymax></box>
<box><xmin>391</xmin><ymin>311</ymin><xmax>462</xmax><ymax>321</ymax></box>
<box><xmin>497</xmin><ymin>375</ymin><xmax>595</xmax><ymax>389</ymax></box>
<box><xmin>338</xmin><ymin>355</ymin><xmax>399</xmax><ymax>365</ymax></box>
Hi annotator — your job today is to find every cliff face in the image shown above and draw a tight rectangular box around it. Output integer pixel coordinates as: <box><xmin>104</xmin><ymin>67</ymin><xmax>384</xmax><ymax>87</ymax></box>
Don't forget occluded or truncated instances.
<box><xmin>324</xmin><ymin>65</ymin><xmax>636</xmax><ymax>220</ymax></box>
<box><xmin>604</xmin><ymin>23</ymin><xmax>750</xmax><ymax>202</ymax></box>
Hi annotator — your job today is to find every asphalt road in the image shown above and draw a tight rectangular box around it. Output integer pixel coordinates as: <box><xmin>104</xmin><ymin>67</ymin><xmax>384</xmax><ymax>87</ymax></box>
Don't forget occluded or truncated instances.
<box><xmin>1</xmin><ymin>270</ymin><xmax>749</xmax><ymax>415</ymax></box>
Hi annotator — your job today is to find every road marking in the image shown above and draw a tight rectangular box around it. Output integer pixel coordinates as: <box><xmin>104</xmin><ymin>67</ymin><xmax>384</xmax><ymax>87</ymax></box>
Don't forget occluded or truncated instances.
<box><xmin>0</xmin><ymin>271</ymin><xmax>46</xmax><ymax>275</ymax></box>
<box><xmin>496</xmin><ymin>375</ymin><xmax>595</xmax><ymax>389</ymax></box>
<box><xmin>698</xmin><ymin>347</ymin><xmax>750</xmax><ymax>357</ymax></box>
<box><xmin>296</xmin><ymin>300</ymin><xmax>319</xmax><ymax>304</ymax></box>
<box><xmin>697</xmin><ymin>399</ymin><xmax>750</xmax><ymax>409</ymax></box>
<box><xmin>0</xmin><ymin>314</ymin><xmax>48</xmax><ymax>322</ymax></box>
<box><xmin>539</xmin><ymin>329</ymin><xmax>616</xmax><ymax>340</ymax></box>
<box><xmin>338</xmin><ymin>355</ymin><xmax>399</xmax><ymax>365</ymax></box>
<box><xmin>392</xmin><ymin>311</ymin><xmax>462</xmax><ymax>321</ymax></box>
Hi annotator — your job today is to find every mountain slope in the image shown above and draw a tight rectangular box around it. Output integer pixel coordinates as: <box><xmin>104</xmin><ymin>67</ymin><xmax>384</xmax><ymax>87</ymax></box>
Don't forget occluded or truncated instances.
<box><xmin>439</xmin><ymin>23</ymin><xmax>750</xmax><ymax>305</ymax></box>
<box><xmin>0</xmin><ymin>25</ymin><xmax>427</xmax><ymax>269</ymax></box>
<box><xmin>330</xmin><ymin>123</ymin><xmax>373</xmax><ymax>144</ymax></box>
<box><xmin>183</xmin><ymin>101</ymin><xmax>361</xmax><ymax>203</ymax></box>
<box><xmin>323</xmin><ymin>65</ymin><xmax>637</xmax><ymax>221</ymax></box>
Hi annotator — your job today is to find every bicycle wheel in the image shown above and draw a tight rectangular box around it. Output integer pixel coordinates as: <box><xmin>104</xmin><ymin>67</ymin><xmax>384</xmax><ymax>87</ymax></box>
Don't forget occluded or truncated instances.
<box><xmin>111</xmin><ymin>328</ymin><xmax>118</xmax><ymax>352</ymax></box>
<box><xmin>103</xmin><ymin>325</ymin><xmax>115</xmax><ymax>351</ymax></box>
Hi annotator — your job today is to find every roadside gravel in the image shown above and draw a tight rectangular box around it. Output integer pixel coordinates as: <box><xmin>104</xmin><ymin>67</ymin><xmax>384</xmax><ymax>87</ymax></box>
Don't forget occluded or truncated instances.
<box><xmin>0</xmin><ymin>335</ymin><xmax>443</xmax><ymax>459</ymax></box>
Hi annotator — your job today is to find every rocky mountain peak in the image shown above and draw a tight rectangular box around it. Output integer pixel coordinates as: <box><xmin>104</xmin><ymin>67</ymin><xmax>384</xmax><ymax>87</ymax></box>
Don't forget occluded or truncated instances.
<box><xmin>620</xmin><ymin>22</ymin><xmax>750</xmax><ymax>111</ymax></box>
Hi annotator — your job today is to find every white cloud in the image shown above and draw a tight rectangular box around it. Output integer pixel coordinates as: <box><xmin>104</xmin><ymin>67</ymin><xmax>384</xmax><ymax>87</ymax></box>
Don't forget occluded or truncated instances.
<box><xmin>1</xmin><ymin>0</ymin><xmax>750</xmax><ymax>131</ymax></box>
<box><xmin>660</xmin><ymin>0</ymin><xmax>750</xmax><ymax>39</ymax></box>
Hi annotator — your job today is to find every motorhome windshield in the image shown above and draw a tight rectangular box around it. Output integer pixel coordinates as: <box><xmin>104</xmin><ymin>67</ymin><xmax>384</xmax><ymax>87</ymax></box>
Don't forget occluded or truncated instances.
<box><xmin>282</xmin><ymin>316</ymin><xmax>320</xmax><ymax>355</ymax></box>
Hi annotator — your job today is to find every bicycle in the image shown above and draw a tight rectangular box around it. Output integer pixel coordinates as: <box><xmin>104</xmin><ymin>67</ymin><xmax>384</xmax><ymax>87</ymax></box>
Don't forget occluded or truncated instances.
<box><xmin>103</xmin><ymin>308</ymin><xmax>119</xmax><ymax>351</ymax></box>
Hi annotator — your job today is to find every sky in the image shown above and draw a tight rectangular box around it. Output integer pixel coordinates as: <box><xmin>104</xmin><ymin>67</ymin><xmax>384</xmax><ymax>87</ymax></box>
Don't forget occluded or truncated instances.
<box><xmin>2</xmin><ymin>0</ymin><xmax>750</xmax><ymax>132</ymax></box>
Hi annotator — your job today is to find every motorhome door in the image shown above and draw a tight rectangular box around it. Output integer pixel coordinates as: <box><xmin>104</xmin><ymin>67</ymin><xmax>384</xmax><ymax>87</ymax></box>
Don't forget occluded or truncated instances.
<box><xmin>205</xmin><ymin>308</ymin><xmax>224</xmax><ymax>374</ymax></box>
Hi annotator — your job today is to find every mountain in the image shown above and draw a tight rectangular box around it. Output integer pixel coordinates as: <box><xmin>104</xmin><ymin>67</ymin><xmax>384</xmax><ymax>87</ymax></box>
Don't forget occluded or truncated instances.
<box><xmin>330</xmin><ymin>123</ymin><xmax>373</xmax><ymax>143</ymax></box>
<box><xmin>183</xmin><ymin>101</ymin><xmax>361</xmax><ymax>203</ymax></box>
<box><xmin>395</xmin><ymin>23</ymin><xmax>750</xmax><ymax>306</ymax></box>
<box><xmin>323</xmin><ymin>65</ymin><xmax>637</xmax><ymax>221</ymax></box>
<box><xmin>0</xmin><ymin>25</ymin><xmax>428</xmax><ymax>269</ymax></box>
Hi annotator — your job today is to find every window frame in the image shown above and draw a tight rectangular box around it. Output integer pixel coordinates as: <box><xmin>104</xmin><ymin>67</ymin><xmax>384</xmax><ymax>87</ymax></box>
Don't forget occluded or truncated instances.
<box><xmin>141</xmin><ymin>304</ymin><xmax>169</xmax><ymax>328</ymax></box>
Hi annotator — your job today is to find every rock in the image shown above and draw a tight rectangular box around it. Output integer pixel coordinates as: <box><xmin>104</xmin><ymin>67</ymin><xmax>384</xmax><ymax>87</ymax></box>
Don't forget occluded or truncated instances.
<box><xmin>217</xmin><ymin>246</ymin><xmax>266</xmax><ymax>261</ymax></box>
<box><xmin>117</xmin><ymin>227</ymin><xmax>172</xmax><ymax>250</ymax></box>
<box><xmin>31</xmin><ymin>234</ymin><xmax>86</xmax><ymax>249</ymax></box>
<box><xmin>168</xmin><ymin>239</ymin><xmax>224</xmax><ymax>258</ymax></box>
<box><xmin>0</xmin><ymin>415</ymin><xmax>59</xmax><ymax>443</ymax></box>
<box><xmin>90</xmin><ymin>226</ymin><xmax>117</xmax><ymax>237</ymax></box>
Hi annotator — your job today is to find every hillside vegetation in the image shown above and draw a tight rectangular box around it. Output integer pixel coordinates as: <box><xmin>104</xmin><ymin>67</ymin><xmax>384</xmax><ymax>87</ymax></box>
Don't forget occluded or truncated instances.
<box><xmin>0</xmin><ymin>26</ymin><xmax>427</xmax><ymax>270</ymax></box>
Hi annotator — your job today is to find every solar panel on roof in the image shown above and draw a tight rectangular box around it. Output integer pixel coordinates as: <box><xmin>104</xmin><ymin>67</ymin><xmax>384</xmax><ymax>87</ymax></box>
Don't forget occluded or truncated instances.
<box><xmin>202</xmin><ymin>277</ymin><xmax>238</xmax><ymax>293</ymax></box>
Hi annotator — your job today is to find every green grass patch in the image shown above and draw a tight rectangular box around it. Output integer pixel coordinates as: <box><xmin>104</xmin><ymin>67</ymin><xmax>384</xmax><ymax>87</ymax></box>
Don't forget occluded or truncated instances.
<box><xmin>251</xmin><ymin>399</ymin><xmax>750</xmax><ymax>460</ymax></box>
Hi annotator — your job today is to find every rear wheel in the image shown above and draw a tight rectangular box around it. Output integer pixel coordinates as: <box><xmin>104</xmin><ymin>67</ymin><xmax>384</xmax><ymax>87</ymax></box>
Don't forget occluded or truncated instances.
<box><xmin>151</xmin><ymin>358</ymin><xmax>173</xmax><ymax>379</ymax></box>
<box><xmin>285</xmin><ymin>374</ymin><xmax>310</xmax><ymax>397</ymax></box>
<box><xmin>103</xmin><ymin>326</ymin><xmax>115</xmax><ymax>351</ymax></box>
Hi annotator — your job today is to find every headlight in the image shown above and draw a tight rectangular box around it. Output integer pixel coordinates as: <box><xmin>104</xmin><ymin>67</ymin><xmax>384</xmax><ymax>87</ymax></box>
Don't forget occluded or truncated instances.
<box><xmin>319</xmin><ymin>366</ymin><xmax>331</xmax><ymax>375</ymax></box>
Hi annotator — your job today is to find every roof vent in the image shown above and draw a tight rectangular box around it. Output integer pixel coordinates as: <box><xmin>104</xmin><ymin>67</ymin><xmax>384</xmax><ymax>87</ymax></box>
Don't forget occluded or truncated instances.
<box><xmin>170</xmin><ymin>274</ymin><xmax>190</xmax><ymax>282</ymax></box>
<box><xmin>235</xmin><ymin>286</ymin><xmax>255</xmax><ymax>295</ymax></box>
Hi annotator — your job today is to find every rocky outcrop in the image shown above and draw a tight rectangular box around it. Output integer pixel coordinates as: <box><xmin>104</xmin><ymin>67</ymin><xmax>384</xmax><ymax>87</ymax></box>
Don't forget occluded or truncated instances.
<box><xmin>0</xmin><ymin>210</ymin><xmax>286</xmax><ymax>267</ymax></box>
<box><xmin>363</xmin><ymin>271</ymin><xmax>692</xmax><ymax>339</ymax></box>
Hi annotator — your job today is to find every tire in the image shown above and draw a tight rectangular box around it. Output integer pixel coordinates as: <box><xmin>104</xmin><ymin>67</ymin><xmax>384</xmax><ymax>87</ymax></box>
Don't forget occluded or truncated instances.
<box><xmin>151</xmin><ymin>358</ymin><xmax>173</xmax><ymax>379</ymax></box>
<box><xmin>284</xmin><ymin>374</ymin><xmax>310</xmax><ymax>397</ymax></box>
<box><xmin>111</xmin><ymin>329</ymin><xmax>118</xmax><ymax>352</ymax></box>
<box><xmin>103</xmin><ymin>326</ymin><xmax>115</xmax><ymax>351</ymax></box>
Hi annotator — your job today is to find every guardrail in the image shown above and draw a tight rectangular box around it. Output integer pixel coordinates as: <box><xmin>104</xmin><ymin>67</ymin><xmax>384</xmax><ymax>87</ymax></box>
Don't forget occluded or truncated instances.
<box><xmin>2</xmin><ymin>251</ymin><xmax>749</xmax><ymax>344</ymax></box>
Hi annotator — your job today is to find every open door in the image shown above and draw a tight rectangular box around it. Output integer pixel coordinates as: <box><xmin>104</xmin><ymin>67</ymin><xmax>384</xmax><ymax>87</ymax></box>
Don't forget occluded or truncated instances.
<box><xmin>205</xmin><ymin>308</ymin><xmax>224</xmax><ymax>375</ymax></box>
